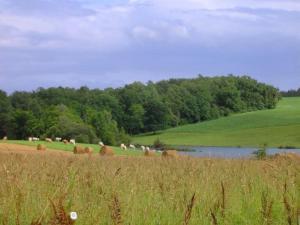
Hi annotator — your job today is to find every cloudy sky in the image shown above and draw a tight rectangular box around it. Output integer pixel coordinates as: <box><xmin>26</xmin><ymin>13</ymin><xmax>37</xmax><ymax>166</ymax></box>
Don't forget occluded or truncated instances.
<box><xmin>0</xmin><ymin>0</ymin><xmax>299</xmax><ymax>93</ymax></box>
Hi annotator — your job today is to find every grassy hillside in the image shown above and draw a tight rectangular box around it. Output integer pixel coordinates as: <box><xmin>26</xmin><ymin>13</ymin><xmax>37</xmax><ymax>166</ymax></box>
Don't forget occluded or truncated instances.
<box><xmin>3</xmin><ymin>140</ymin><xmax>144</xmax><ymax>156</ymax></box>
<box><xmin>134</xmin><ymin>97</ymin><xmax>300</xmax><ymax>148</ymax></box>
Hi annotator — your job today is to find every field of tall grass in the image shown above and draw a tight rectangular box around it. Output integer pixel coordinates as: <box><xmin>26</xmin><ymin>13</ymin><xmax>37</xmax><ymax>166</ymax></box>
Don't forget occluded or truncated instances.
<box><xmin>0</xmin><ymin>151</ymin><xmax>299</xmax><ymax>225</ymax></box>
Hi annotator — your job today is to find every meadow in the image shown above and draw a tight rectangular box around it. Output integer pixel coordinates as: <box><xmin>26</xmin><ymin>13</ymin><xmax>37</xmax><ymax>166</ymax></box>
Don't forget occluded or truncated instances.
<box><xmin>0</xmin><ymin>151</ymin><xmax>299</xmax><ymax>225</ymax></box>
<box><xmin>134</xmin><ymin>97</ymin><xmax>300</xmax><ymax>148</ymax></box>
<box><xmin>4</xmin><ymin>140</ymin><xmax>144</xmax><ymax>156</ymax></box>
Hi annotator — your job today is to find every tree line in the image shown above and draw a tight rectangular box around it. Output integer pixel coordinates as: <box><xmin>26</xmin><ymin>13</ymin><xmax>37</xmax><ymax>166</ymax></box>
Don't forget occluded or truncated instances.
<box><xmin>281</xmin><ymin>88</ymin><xmax>300</xmax><ymax>97</ymax></box>
<box><xmin>0</xmin><ymin>75</ymin><xmax>280</xmax><ymax>145</ymax></box>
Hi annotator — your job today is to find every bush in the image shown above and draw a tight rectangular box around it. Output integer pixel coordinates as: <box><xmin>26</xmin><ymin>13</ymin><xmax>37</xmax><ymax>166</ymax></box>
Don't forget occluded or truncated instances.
<box><xmin>116</xmin><ymin>128</ymin><xmax>131</xmax><ymax>145</ymax></box>
<box><xmin>40</xmin><ymin>134</ymin><xmax>47</xmax><ymax>141</ymax></box>
<box><xmin>75</xmin><ymin>134</ymin><xmax>90</xmax><ymax>144</ymax></box>
<box><xmin>153</xmin><ymin>137</ymin><xmax>166</xmax><ymax>150</ymax></box>
<box><xmin>253</xmin><ymin>143</ymin><xmax>268</xmax><ymax>160</ymax></box>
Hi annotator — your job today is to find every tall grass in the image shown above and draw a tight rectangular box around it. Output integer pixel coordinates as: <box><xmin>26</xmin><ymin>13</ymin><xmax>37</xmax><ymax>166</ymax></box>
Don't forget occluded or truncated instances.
<box><xmin>0</xmin><ymin>152</ymin><xmax>299</xmax><ymax>224</ymax></box>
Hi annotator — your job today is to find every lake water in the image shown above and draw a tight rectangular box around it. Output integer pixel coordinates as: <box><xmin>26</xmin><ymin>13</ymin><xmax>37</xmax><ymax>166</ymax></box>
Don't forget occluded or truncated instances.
<box><xmin>178</xmin><ymin>146</ymin><xmax>300</xmax><ymax>158</ymax></box>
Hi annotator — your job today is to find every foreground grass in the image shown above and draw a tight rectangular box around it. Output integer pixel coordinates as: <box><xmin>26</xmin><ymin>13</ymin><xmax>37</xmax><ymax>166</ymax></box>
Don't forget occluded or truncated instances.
<box><xmin>0</xmin><ymin>152</ymin><xmax>299</xmax><ymax>225</ymax></box>
<box><xmin>5</xmin><ymin>140</ymin><xmax>144</xmax><ymax>156</ymax></box>
<box><xmin>134</xmin><ymin>97</ymin><xmax>300</xmax><ymax>148</ymax></box>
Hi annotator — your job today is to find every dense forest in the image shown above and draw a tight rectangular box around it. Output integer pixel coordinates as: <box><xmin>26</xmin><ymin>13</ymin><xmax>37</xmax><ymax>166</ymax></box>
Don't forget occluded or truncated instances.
<box><xmin>281</xmin><ymin>88</ymin><xmax>300</xmax><ymax>97</ymax></box>
<box><xmin>0</xmin><ymin>75</ymin><xmax>280</xmax><ymax>145</ymax></box>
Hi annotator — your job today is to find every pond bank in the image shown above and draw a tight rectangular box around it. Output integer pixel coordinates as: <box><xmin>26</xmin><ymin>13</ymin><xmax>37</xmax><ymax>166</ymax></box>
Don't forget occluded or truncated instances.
<box><xmin>177</xmin><ymin>146</ymin><xmax>300</xmax><ymax>158</ymax></box>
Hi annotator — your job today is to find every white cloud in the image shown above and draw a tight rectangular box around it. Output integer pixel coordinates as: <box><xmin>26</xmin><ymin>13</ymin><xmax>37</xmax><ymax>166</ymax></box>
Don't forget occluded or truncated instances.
<box><xmin>132</xmin><ymin>26</ymin><xmax>158</xmax><ymax>40</ymax></box>
<box><xmin>130</xmin><ymin>0</ymin><xmax>300</xmax><ymax>11</ymax></box>
<box><xmin>0</xmin><ymin>0</ymin><xmax>299</xmax><ymax>50</ymax></box>
<box><xmin>0</xmin><ymin>3</ymin><xmax>133</xmax><ymax>50</ymax></box>
<box><xmin>0</xmin><ymin>0</ymin><xmax>299</xmax><ymax>92</ymax></box>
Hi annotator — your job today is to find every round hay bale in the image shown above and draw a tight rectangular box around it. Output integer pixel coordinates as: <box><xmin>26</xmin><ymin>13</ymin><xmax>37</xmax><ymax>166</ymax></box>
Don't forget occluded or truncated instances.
<box><xmin>162</xmin><ymin>150</ymin><xmax>178</xmax><ymax>158</ymax></box>
<box><xmin>73</xmin><ymin>146</ymin><xmax>85</xmax><ymax>154</ymax></box>
<box><xmin>144</xmin><ymin>149</ymin><xmax>156</xmax><ymax>157</ymax></box>
<box><xmin>37</xmin><ymin>144</ymin><xmax>46</xmax><ymax>151</ymax></box>
<box><xmin>63</xmin><ymin>139</ymin><xmax>68</xmax><ymax>144</ymax></box>
<box><xmin>100</xmin><ymin>146</ymin><xmax>114</xmax><ymax>156</ymax></box>
<box><xmin>84</xmin><ymin>147</ymin><xmax>94</xmax><ymax>154</ymax></box>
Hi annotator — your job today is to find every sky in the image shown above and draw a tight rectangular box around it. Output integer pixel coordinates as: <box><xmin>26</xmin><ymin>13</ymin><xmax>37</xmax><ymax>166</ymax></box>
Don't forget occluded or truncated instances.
<box><xmin>0</xmin><ymin>0</ymin><xmax>299</xmax><ymax>93</ymax></box>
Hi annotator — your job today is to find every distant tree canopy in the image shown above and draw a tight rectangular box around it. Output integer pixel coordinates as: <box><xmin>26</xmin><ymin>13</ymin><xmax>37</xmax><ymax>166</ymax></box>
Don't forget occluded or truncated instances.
<box><xmin>281</xmin><ymin>88</ymin><xmax>300</xmax><ymax>97</ymax></box>
<box><xmin>0</xmin><ymin>75</ymin><xmax>280</xmax><ymax>144</ymax></box>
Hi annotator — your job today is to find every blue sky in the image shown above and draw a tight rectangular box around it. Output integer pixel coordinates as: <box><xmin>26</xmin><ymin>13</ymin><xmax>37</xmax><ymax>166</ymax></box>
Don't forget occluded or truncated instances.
<box><xmin>0</xmin><ymin>0</ymin><xmax>299</xmax><ymax>92</ymax></box>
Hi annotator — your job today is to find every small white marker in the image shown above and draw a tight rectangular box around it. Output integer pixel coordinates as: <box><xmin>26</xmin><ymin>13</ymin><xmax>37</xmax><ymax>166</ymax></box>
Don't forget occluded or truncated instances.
<box><xmin>70</xmin><ymin>212</ymin><xmax>78</xmax><ymax>220</ymax></box>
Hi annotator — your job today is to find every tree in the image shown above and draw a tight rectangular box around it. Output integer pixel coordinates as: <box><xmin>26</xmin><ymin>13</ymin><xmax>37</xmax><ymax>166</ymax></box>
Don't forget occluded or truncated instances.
<box><xmin>116</xmin><ymin>127</ymin><xmax>131</xmax><ymax>145</ymax></box>
<box><xmin>0</xmin><ymin>90</ymin><xmax>12</xmax><ymax>137</ymax></box>
<box><xmin>214</xmin><ymin>79</ymin><xmax>244</xmax><ymax>114</ymax></box>
<box><xmin>144</xmin><ymin>98</ymin><xmax>170</xmax><ymax>132</ymax></box>
<box><xmin>126</xmin><ymin>104</ymin><xmax>145</xmax><ymax>134</ymax></box>
<box><xmin>10</xmin><ymin>91</ymin><xmax>34</xmax><ymax>110</ymax></box>
<box><xmin>1</xmin><ymin>75</ymin><xmax>280</xmax><ymax>142</ymax></box>
<box><xmin>12</xmin><ymin>110</ymin><xmax>35</xmax><ymax>139</ymax></box>
<box><xmin>89</xmin><ymin>110</ymin><xmax>118</xmax><ymax>145</ymax></box>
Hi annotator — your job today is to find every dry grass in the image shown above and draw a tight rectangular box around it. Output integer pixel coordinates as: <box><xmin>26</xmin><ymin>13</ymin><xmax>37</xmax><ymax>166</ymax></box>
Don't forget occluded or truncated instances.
<box><xmin>0</xmin><ymin>151</ymin><xmax>299</xmax><ymax>225</ymax></box>
<box><xmin>49</xmin><ymin>196</ymin><xmax>75</xmax><ymax>225</ymax></box>
<box><xmin>260</xmin><ymin>190</ymin><xmax>273</xmax><ymax>225</ymax></box>
<box><xmin>162</xmin><ymin>150</ymin><xmax>178</xmax><ymax>158</ymax></box>
<box><xmin>182</xmin><ymin>193</ymin><xmax>196</xmax><ymax>225</ymax></box>
<box><xmin>110</xmin><ymin>194</ymin><xmax>123</xmax><ymax>225</ymax></box>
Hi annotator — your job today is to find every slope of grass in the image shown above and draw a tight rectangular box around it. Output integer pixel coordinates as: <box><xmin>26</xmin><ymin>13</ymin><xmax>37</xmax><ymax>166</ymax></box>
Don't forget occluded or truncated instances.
<box><xmin>4</xmin><ymin>140</ymin><xmax>144</xmax><ymax>156</ymax></box>
<box><xmin>134</xmin><ymin>97</ymin><xmax>300</xmax><ymax>147</ymax></box>
<box><xmin>0</xmin><ymin>152</ymin><xmax>299</xmax><ymax>225</ymax></box>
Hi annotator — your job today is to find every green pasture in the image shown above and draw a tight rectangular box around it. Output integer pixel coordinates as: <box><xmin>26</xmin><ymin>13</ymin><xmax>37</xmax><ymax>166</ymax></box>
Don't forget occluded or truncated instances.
<box><xmin>4</xmin><ymin>140</ymin><xmax>144</xmax><ymax>156</ymax></box>
<box><xmin>134</xmin><ymin>97</ymin><xmax>300</xmax><ymax>148</ymax></box>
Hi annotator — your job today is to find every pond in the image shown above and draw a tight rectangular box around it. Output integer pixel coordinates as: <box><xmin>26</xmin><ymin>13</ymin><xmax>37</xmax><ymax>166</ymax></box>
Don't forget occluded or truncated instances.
<box><xmin>178</xmin><ymin>146</ymin><xmax>300</xmax><ymax>158</ymax></box>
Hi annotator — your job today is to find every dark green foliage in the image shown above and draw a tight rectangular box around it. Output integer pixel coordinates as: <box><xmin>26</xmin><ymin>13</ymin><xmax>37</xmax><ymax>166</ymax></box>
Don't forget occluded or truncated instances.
<box><xmin>116</xmin><ymin>128</ymin><xmax>132</xmax><ymax>145</ymax></box>
<box><xmin>0</xmin><ymin>75</ymin><xmax>280</xmax><ymax>143</ymax></box>
<box><xmin>0</xmin><ymin>91</ymin><xmax>12</xmax><ymax>137</ymax></box>
<box><xmin>89</xmin><ymin>110</ymin><xmax>118</xmax><ymax>145</ymax></box>
<box><xmin>144</xmin><ymin>98</ymin><xmax>169</xmax><ymax>132</ymax></box>
<box><xmin>281</xmin><ymin>88</ymin><xmax>300</xmax><ymax>97</ymax></box>
<box><xmin>125</xmin><ymin>104</ymin><xmax>145</xmax><ymax>134</ymax></box>
<box><xmin>74</xmin><ymin>134</ymin><xmax>90</xmax><ymax>144</ymax></box>
<box><xmin>153</xmin><ymin>137</ymin><xmax>166</xmax><ymax>149</ymax></box>
<box><xmin>253</xmin><ymin>143</ymin><xmax>268</xmax><ymax>159</ymax></box>
<box><xmin>12</xmin><ymin>110</ymin><xmax>35</xmax><ymax>139</ymax></box>
<box><xmin>43</xmin><ymin>105</ymin><xmax>97</xmax><ymax>143</ymax></box>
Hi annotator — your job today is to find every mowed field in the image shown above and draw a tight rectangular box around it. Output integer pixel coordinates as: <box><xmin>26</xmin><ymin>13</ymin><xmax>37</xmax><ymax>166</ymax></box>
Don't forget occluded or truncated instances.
<box><xmin>0</xmin><ymin>148</ymin><xmax>299</xmax><ymax>225</ymax></box>
<box><xmin>134</xmin><ymin>97</ymin><xmax>300</xmax><ymax>148</ymax></box>
<box><xmin>2</xmin><ymin>140</ymin><xmax>144</xmax><ymax>156</ymax></box>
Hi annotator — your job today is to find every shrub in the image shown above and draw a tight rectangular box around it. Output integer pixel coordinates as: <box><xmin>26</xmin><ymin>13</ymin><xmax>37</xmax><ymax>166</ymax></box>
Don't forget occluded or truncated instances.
<box><xmin>253</xmin><ymin>143</ymin><xmax>268</xmax><ymax>160</ymax></box>
<box><xmin>153</xmin><ymin>137</ymin><xmax>166</xmax><ymax>150</ymax></box>
<box><xmin>116</xmin><ymin>128</ymin><xmax>131</xmax><ymax>145</ymax></box>
<box><xmin>74</xmin><ymin>134</ymin><xmax>89</xmax><ymax>144</ymax></box>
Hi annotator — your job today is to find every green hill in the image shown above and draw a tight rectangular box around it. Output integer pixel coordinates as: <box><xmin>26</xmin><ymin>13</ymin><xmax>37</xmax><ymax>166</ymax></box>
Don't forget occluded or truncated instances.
<box><xmin>133</xmin><ymin>97</ymin><xmax>300</xmax><ymax>148</ymax></box>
